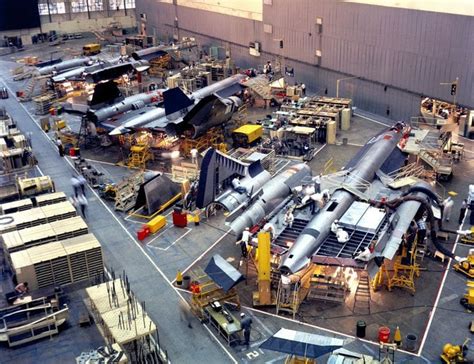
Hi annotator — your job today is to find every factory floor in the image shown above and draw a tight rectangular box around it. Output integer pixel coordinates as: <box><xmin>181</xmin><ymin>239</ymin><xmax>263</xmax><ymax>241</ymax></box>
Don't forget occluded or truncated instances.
<box><xmin>1</xmin><ymin>48</ymin><xmax>474</xmax><ymax>363</ymax></box>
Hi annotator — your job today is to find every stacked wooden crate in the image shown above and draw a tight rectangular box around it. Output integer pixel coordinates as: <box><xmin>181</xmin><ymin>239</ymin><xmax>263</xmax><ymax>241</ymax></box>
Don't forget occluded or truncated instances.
<box><xmin>2</xmin><ymin>216</ymin><xmax>88</xmax><ymax>253</ymax></box>
<box><xmin>0</xmin><ymin>192</ymin><xmax>66</xmax><ymax>214</ymax></box>
<box><xmin>35</xmin><ymin>192</ymin><xmax>67</xmax><ymax>206</ymax></box>
<box><xmin>0</xmin><ymin>201</ymin><xmax>76</xmax><ymax>234</ymax></box>
<box><xmin>0</xmin><ymin>199</ymin><xmax>33</xmax><ymax>214</ymax></box>
<box><xmin>10</xmin><ymin>234</ymin><xmax>103</xmax><ymax>290</ymax></box>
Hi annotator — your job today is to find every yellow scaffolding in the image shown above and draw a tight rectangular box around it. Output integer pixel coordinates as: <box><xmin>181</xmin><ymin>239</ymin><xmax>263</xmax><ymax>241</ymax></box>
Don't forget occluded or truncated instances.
<box><xmin>388</xmin><ymin>239</ymin><xmax>419</xmax><ymax>295</ymax></box>
<box><xmin>180</xmin><ymin>128</ymin><xmax>226</xmax><ymax>157</ymax></box>
<box><xmin>127</xmin><ymin>144</ymin><xmax>152</xmax><ymax>169</ymax></box>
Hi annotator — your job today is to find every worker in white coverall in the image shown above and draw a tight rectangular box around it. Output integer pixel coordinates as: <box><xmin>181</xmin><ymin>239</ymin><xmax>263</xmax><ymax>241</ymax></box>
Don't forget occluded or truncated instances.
<box><xmin>443</xmin><ymin>196</ymin><xmax>454</xmax><ymax>222</ymax></box>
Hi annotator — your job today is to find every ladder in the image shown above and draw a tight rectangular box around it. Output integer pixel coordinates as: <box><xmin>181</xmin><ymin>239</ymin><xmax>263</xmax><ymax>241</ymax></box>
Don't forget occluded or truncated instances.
<box><xmin>353</xmin><ymin>271</ymin><xmax>371</xmax><ymax>314</ymax></box>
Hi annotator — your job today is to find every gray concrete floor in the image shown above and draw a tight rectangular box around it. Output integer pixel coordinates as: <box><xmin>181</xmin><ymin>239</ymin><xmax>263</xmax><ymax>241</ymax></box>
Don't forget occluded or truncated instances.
<box><xmin>1</xmin><ymin>40</ymin><xmax>474</xmax><ymax>363</ymax></box>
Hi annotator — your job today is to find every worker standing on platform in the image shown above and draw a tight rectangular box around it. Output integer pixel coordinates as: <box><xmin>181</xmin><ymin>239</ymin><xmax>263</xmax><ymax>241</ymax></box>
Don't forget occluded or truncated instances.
<box><xmin>417</xmin><ymin>218</ymin><xmax>427</xmax><ymax>245</ymax></box>
<box><xmin>77</xmin><ymin>175</ymin><xmax>87</xmax><ymax>196</ymax></box>
<box><xmin>71</xmin><ymin>175</ymin><xmax>81</xmax><ymax>197</ymax></box>
<box><xmin>443</xmin><ymin>196</ymin><xmax>454</xmax><ymax>222</ymax></box>
<box><xmin>301</xmin><ymin>83</ymin><xmax>306</xmax><ymax>96</ymax></box>
<box><xmin>284</xmin><ymin>208</ymin><xmax>294</xmax><ymax>228</ymax></box>
<box><xmin>77</xmin><ymin>193</ymin><xmax>88</xmax><ymax>220</ymax></box>
<box><xmin>237</xmin><ymin>227</ymin><xmax>251</xmax><ymax>258</ymax></box>
<box><xmin>459</xmin><ymin>199</ymin><xmax>468</xmax><ymax>224</ymax></box>
<box><xmin>15</xmin><ymin>282</ymin><xmax>29</xmax><ymax>296</ymax></box>
<box><xmin>281</xmin><ymin>273</ymin><xmax>292</xmax><ymax>303</ymax></box>
<box><xmin>56</xmin><ymin>137</ymin><xmax>64</xmax><ymax>157</ymax></box>
<box><xmin>313</xmin><ymin>173</ymin><xmax>322</xmax><ymax>193</ymax></box>
<box><xmin>179</xmin><ymin>298</ymin><xmax>193</xmax><ymax>329</ymax></box>
<box><xmin>263</xmin><ymin>222</ymin><xmax>276</xmax><ymax>241</ymax></box>
<box><xmin>190</xmin><ymin>148</ymin><xmax>198</xmax><ymax>165</ymax></box>
<box><xmin>240</xmin><ymin>313</ymin><xmax>253</xmax><ymax>349</ymax></box>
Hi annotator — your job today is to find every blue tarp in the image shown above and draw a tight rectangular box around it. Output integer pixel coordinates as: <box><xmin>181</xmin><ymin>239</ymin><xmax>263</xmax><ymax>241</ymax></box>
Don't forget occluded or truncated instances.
<box><xmin>204</xmin><ymin>254</ymin><xmax>244</xmax><ymax>292</ymax></box>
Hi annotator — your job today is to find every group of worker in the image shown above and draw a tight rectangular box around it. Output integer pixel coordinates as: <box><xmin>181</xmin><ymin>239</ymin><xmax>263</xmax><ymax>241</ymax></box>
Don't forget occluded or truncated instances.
<box><xmin>294</xmin><ymin>174</ymin><xmax>330</xmax><ymax>215</ymax></box>
<box><xmin>443</xmin><ymin>195</ymin><xmax>471</xmax><ymax>225</ymax></box>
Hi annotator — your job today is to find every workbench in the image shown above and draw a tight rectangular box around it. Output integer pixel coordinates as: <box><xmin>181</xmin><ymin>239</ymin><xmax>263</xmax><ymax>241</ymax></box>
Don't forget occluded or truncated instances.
<box><xmin>204</xmin><ymin>305</ymin><xmax>242</xmax><ymax>346</ymax></box>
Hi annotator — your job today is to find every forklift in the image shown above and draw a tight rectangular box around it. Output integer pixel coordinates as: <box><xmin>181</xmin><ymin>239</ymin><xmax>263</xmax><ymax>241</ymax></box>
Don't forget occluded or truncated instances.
<box><xmin>440</xmin><ymin>339</ymin><xmax>471</xmax><ymax>363</ymax></box>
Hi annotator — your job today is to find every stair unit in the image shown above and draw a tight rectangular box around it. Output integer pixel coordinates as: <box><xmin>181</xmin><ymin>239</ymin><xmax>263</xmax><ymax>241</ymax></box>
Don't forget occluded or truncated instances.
<box><xmin>353</xmin><ymin>271</ymin><xmax>371</xmax><ymax>314</ymax></box>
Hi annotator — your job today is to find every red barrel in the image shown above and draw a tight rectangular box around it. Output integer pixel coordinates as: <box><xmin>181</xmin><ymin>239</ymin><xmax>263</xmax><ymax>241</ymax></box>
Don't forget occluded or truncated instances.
<box><xmin>378</xmin><ymin>327</ymin><xmax>390</xmax><ymax>343</ymax></box>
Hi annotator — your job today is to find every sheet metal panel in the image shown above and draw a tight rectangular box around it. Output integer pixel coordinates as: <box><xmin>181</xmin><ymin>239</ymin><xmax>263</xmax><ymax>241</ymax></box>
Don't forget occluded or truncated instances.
<box><xmin>339</xmin><ymin>201</ymin><xmax>369</xmax><ymax>229</ymax></box>
<box><xmin>357</xmin><ymin>206</ymin><xmax>386</xmax><ymax>233</ymax></box>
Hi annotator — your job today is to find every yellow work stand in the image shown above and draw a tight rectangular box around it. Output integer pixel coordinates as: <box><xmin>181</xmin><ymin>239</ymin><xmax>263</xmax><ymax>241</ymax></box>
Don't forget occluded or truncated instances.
<box><xmin>127</xmin><ymin>145</ymin><xmax>152</xmax><ymax>169</ymax></box>
<box><xmin>388</xmin><ymin>257</ymin><xmax>419</xmax><ymax>295</ymax></box>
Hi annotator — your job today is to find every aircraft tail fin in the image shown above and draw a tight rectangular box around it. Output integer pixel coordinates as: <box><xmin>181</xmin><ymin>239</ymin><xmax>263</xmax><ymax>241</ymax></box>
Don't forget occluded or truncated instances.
<box><xmin>163</xmin><ymin>87</ymin><xmax>193</xmax><ymax>116</ymax></box>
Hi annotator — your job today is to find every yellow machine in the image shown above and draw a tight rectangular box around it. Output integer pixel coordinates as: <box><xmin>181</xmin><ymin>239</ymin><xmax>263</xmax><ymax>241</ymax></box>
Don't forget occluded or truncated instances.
<box><xmin>460</xmin><ymin>281</ymin><xmax>474</xmax><ymax>310</ymax></box>
<box><xmin>17</xmin><ymin>176</ymin><xmax>54</xmax><ymax>196</ymax></box>
<box><xmin>232</xmin><ymin>124</ymin><xmax>263</xmax><ymax>147</ymax></box>
<box><xmin>460</xmin><ymin>227</ymin><xmax>474</xmax><ymax>245</ymax></box>
<box><xmin>83</xmin><ymin>43</ymin><xmax>101</xmax><ymax>56</ymax></box>
<box><xmin>441</xmin><ymin>339</ymin><xmax>470</xmax><ymax>363</ymax></box>
<box><xmin>454</xmin><ymin>249</ymin><xmax>474</xmax><ymax>278</ymax></box>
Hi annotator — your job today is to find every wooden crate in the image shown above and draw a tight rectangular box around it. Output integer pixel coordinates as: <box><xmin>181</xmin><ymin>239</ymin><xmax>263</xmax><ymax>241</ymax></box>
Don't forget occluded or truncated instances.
<box><xmin>2</xmin><ymin>216</ymin><xmax>88</xmax><ymax>253</ymax></box>
<box><xmin>0</xmin><ymin>201</ymin><xmax>76</xmax><ymax>234</ymax></box>
<box><xmin>35</xmin><ymin>192</ymin><xmax>67</xmax><ymax>206</ymax></box>
<box><xmin>10</xmin><ymin>233</ymin><xmax>103</xmax><ymax>290</ymax></box>
<box><xmin>0</xmin><ymin>199</ymin><xmax>33</xmax><ymax>214</ymax></box>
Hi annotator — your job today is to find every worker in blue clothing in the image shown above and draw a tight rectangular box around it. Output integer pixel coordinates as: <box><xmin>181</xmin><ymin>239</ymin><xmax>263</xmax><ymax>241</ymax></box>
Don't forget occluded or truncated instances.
<box><xmin>240</xmin><ymin>312</ymin><xmax>253</xmax><ymax>349</ymax></box>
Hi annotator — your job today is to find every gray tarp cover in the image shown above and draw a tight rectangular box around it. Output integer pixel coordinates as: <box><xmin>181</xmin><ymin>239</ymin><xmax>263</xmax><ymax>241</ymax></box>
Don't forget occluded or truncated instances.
<box><xmin>260</xmin><ymin>328</ymin><xmax>344</xmax><ymax>358</ymax></box>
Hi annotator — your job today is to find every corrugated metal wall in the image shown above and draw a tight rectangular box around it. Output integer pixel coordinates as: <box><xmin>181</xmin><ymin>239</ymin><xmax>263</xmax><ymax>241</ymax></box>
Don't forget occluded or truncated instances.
<box><xmin>136</xmin><ymin>0</ymin><xmax>474</xmax><ymax>120</ymax></box>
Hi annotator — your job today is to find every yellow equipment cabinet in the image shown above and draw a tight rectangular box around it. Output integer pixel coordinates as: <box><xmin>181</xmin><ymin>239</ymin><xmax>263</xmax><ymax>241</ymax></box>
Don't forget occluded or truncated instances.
<box><xmin>146</xmin><ymin>215</ymin><xmax>166</xmax><ymax>234</ymax></box>
<box><xmin>232</xmin><ymin>124</ymin><xmax>263</xmax><ymax>147</ymax></box>
<box><xmin>83</xmin><ymin>44</ymin><xmax>101</xmax><ymax>56</ymax></box>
